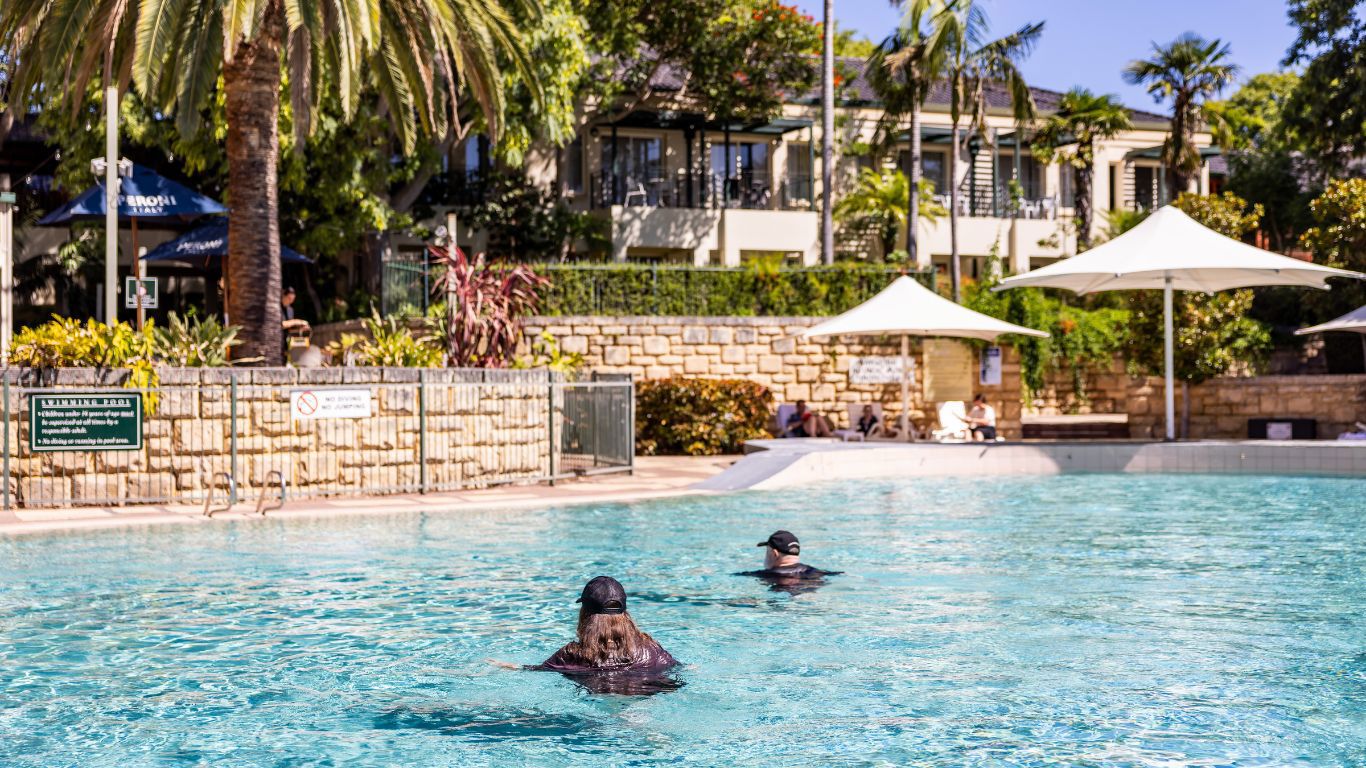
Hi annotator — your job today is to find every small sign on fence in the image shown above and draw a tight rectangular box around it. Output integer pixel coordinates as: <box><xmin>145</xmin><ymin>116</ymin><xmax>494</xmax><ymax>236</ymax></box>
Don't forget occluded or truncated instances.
<box><xmin>289</xmin><ymin>388</ymin><xmax>373</xmax><ymax>420</ymax></box>
<box><xmin>849</xmin><ymin>356</ymin><xmax>914</xmax><ymax>385</ymax></box>
<box><xmin>29</xmin><ymin>393</ymin><xmax>143</xmax><ymax>452</ymax></box>
<box><xmin>124</xmin><ymin>276</ymin><xmax>159</xmax><ymax>309</ymax></box>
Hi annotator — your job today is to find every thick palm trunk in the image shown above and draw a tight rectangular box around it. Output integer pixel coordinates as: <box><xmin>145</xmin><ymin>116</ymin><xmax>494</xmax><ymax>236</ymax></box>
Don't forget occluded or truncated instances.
<box><xmin>948</xmin><ymin>121</ymin><xmax>961</xmax><ymax>302</ymax></box>
<box><xmin>1075</xmin><ymin>156</ymin><xmax>1094</xmax><ymax>251</ymax></box>
<box><xmin>906</xmin><ymin>103</ymin><xmax>921</xmax><ymax>263</ymax></box>
<box><xmin>224</xmin><ymin>3</ymin><xmax>285</xmax><ymax>365</ymax></box>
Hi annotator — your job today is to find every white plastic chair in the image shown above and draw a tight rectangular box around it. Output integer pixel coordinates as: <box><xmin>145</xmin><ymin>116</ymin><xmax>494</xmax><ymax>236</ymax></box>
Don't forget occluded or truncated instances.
<box><xmin>833</xmin><ymin>403</ymin><xmax>906</xmax><ymax>442</ymax></box>
<box><xmin>623</xmin><ymin>182</ymin><xmax>648</xmax><ymax>207</ymax></box>
<box><xmin>931</xmin><ymin>401</ymin><xmax>971</xmax><ymax>442</ymax></box>
<box><xmin>774</xmin><ymin>404</ymin><xmax>798</xmax><ymax>437</ymax></box>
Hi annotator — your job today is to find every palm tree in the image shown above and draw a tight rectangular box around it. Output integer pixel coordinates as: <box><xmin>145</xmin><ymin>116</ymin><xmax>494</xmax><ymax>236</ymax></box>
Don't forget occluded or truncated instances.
<box><xmin>833</xmin><ymin>167</ymin><xmax>945</xmax><ymax>259</ymax></box>
<box><xmin>1</xmin><ymin>0</ymin><xmax>533</xmax><ymax>364</ymax></box>
<box><xmin>1123</xmin><ymin>33</ymin><xmax>1238</xmax><ymax>201</ymax></box>
<box><xmin>1030</xmin><ymin>88</ymin><xmax>1131</xmax><ymax>251</ymax></box>
<box><xmin>939</xmin><ymin>1</ymin><xmax>1043</xmax><ymax>302</ymax></box>
<box><xmin>870</xmin><ymin>0</ymin><xmax>952</xmax><ymax>264</ymax></box>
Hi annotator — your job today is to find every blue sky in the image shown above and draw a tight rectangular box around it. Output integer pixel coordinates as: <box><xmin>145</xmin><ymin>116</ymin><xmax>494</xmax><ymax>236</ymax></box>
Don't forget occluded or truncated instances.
<box><xmin>792</xmin><ymin>1</ymin><xmax>1299</xmax><ymax>109</ymax></box>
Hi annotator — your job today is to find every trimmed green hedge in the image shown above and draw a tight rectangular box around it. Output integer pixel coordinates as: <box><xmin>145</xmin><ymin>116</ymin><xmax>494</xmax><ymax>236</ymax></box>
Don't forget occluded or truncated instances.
<box><xmin>636</xmin><ymin>378</ymin><xmax>774</xmax><ymax>456</ymax></box>
<box><xmin>539</xmin><ymin>264</ymin><xmax>930</xmax><ymax>317</ymax></box>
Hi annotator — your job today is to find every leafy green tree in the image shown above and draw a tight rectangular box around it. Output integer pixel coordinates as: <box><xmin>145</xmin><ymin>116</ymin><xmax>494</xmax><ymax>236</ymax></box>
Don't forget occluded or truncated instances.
<box><xmin>579</xmin><ymin>0</ymin><xmax>819</xmax><ymax>123</ymax></box>
<box><xmin>868</xmin><ymin>0</ymin><xmax>954</xmax><ymax>262</ymax></box>
<box><xmin>1281</xmin><ymin>0</ymin><xmax>1366</xmax><ymax>176</ymax></box>
<box><xmin>1297</xmin><ymin>178</ymin><xmax>1366</xmax><ymax>371</ymax></box>
<box><xmin>1123</xmin><ymin>33</ymin><xmax>1239</xmax><ymax>200</ymax></box>
<box><xmin>1123</xmin><ymin>192</ymin><xmax>1272</xmax><ymax>389</ymax></box>
<box><xmin>1030</xmin><ymin>88</ymin><xmax>1132</xmax><ymax>250</ymax></box>
<box><xmin>833</xmin><ymin>169</ymin><xmax>944</xmax><ymax>261</ymax></box>
<box><xmin>938</xmin><ymin>1</ymin><xmax>1043</xmax><ymax>302</ymax></box>
<box><xmin>1203</xmin><ymin>71</ymin><xmax>1299</xmax><ymax>152</ymax></box>
<box><xmin>1</xmin><ymin>0</ymin><xmax>535</xmax><ymax>364</ymax></box>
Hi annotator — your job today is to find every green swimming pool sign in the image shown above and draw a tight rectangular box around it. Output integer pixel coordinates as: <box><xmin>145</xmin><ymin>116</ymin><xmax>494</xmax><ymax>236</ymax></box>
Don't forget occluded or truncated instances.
<box><xmin>29</xmin><ymin>393</ymin><xmax>143</xmax><ymax>452</ymax></box>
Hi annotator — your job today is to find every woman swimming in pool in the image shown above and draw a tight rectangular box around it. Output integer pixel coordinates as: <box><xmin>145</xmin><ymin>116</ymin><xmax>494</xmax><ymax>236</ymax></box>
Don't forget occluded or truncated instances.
<box><xmin>526</xmin><ymin>576</ymin><xmax>678</xmax><ymax>674</ymax></box>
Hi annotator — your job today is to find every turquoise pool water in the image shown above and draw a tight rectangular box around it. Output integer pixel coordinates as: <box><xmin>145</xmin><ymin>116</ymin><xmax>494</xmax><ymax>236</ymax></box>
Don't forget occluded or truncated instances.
<box><xmin>1</xmin><ymin>474</ymin><xmax>1363</xmax><ymax>766</ymax></box>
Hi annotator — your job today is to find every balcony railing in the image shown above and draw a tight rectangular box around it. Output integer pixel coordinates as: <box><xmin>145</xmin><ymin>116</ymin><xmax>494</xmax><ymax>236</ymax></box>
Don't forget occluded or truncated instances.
<box><xmin>417</xmin><ymin>169</ymin><xmax>487</xmax><ymax>208</ymax></box>
<box><xmin>590</xmin><ymin>171</ymin><xmax>811</xmax><ymax>211</ymax></box>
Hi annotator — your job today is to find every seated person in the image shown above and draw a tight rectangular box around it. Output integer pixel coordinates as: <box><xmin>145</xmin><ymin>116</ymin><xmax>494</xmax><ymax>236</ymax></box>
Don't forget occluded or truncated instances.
<box><xmin>524</xmin><ymin>576</ymin><xmax>678</xmax><ymax>676</ymax></box>
<box><xmin>854</xmin><ymin>404</ymin><xmax>900</xmax><ymax>439</ymax></box>
<box><xmin>966</xmin><ymin>393</ymin><xmax>997</xmax><ymax>442</ymax></box>
<box><xmin>737</xmin><ymin>530</ymin><xmax>842</xmax><ymax>586</ymax></box>
<box><xmin>781</xmin><ymin>400</ymin><xmax>833</xmax><ymax>438</ymax></box>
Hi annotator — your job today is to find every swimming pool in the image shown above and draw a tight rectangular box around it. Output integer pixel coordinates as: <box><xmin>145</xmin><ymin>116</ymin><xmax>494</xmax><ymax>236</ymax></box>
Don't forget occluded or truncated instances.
<box><xmin>2</xmin><ymin>474</ymin><xmax>1363</xmax><ymax>766</ymax></box>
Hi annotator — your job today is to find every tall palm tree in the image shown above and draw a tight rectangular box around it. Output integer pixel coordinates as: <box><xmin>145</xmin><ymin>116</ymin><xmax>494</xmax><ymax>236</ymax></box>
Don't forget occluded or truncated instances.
<box><xmin>870</xmin><ymin>0</ymin><xmax>952</xmax><ymax>264</ymax></box>
<box><xmin>939</xmin><ymin>1</ymin><xmax>1043</xmax><ymax>302</ymax></box>
<box><xmin>1123</xmin><ymin>33</ymin><xmax>1237</xmax><ymax>201</ymax></box>
<box><xmin>1030</xmin><ymin>87</ymin><xmax>1131</xmax><ymax>251</ymax></box>
<box><xmin>1</xmin><ymin>0</ymin><xmax>533</xmax><ymax>364</ymax></box>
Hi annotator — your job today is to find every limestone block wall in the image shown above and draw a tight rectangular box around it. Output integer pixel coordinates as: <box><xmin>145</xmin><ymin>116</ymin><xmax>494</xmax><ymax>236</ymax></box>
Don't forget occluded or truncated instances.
<box><xmin>1029</xmin><ymin>355</ymin><xmax>1366</xmax><ymax>439</ymax></box>
<box><xmin>524</xmin><ymin>315</ymin><xmax>1024</xmax><ymax>437</ymax></box>
<box><xmin>2</xmin><ymin>367</ymin><xmax>568</xmax><ymax>507</ymax></box>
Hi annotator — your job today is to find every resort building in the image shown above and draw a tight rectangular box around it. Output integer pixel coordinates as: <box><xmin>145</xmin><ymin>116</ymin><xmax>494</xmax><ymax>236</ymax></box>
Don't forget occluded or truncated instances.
<box><xmin>427</xmin><ymin>57</ymin><xmax>1216</xmax><ymax>275</ymax></box>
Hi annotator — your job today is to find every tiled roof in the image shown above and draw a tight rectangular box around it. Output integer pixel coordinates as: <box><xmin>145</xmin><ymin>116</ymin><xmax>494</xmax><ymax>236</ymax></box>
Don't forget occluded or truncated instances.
<box><xmin>804</xmin><ymin>56</ymin><xmax>1172</xmax><ymax>125</ymax></box>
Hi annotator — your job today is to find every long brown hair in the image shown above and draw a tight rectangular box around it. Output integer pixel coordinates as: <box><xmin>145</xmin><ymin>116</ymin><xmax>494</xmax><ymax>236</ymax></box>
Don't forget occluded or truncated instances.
<box><xmin>560</xmin><ymin>606</ymin><xmax>658</xmax><ymax>667</ymax></box>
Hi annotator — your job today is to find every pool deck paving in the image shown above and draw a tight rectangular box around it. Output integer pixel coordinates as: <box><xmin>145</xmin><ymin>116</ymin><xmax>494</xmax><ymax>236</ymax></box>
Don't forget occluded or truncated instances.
<box><xmin>0</xmin><ymin>456</ymin><xmax>735</xmax><ymax>537</ymax></box>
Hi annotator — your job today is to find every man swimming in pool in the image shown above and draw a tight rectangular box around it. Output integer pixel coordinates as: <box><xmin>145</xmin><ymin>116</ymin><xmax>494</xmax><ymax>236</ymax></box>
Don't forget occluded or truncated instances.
<box><xmin>737</xmin><ymin>530</ymin><xmax>842</xmax><ymax>587</ymax></box>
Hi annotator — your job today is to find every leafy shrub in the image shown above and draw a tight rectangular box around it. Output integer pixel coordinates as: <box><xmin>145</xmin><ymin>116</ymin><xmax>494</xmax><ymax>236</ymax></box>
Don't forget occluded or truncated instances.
<box><xmin>152</xmin><ymin>311</ymin><xmax>246</xmax><ymax>367</ymax></box>
<box><xmin>326</xmin><ymin>312</ymin><xmax>444</xmax><ymax>367</ymax></box>
<box><xmin>636</xmin><ymin>378</ymin><xmax>773</xmax><ymax>456</ymax></box>
<box><xmin>431</xmin><ymin>246</ymin><xmax>547</xmax><ymax>367</ymax></box>
<box><xmin>11</xmin><ymin>316</ymin><xmax>159</xmax><ymax>406</ymax></box>
<box><xmin>538</xmin><ymin>263</ymin><xmax>931</xmax><ymax>317</ymax></box>
<box><xmin>514</xmin><ymin>331</ymin><xmax>585</xmax><ymax>376</ymax></box>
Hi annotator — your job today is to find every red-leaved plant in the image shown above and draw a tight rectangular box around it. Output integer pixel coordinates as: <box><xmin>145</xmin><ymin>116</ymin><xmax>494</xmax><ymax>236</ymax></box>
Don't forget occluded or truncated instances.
<box><xmin>429</xmin><ymin>246</ymin><xmax>548</xmax><ymax>368</ymax></box>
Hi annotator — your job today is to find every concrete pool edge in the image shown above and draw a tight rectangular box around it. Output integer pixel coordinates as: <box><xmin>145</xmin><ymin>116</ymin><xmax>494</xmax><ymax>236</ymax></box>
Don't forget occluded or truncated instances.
<box><xmin>696</xmin><ymin>439</ymin><xmax>1366</xmax><ymax>491</ymax></box>
<box><xmin>0</xmin><ymin>456</ymin><xmax>731</xmax><ymax>537</ymax></box>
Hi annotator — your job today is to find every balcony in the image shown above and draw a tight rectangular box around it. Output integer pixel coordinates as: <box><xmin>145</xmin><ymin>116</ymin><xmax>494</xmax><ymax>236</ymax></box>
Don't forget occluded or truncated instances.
<box><xmin>590</xmin><ymin>171</ymin><xmax>813</xmax><ymax>212</ymax></box>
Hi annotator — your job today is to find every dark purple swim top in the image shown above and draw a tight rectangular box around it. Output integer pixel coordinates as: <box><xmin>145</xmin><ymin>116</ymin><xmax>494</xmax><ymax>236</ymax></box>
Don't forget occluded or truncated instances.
<box><xmin>530</xmin><ymin>641</ymin><xmax>679</xmax><ymax>675</ymax></box>
<box><xmin>737</xmin><ymin>563</ymin><xmax>842</xmax><ymax>579</ymax></box>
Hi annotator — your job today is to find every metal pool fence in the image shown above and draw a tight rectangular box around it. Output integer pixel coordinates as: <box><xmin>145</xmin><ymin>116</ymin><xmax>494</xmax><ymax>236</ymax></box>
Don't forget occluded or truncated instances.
<box><xmin>1</xmin><ymin>373</ymin><xmax>634</xmax><ymax>510</ymax></box>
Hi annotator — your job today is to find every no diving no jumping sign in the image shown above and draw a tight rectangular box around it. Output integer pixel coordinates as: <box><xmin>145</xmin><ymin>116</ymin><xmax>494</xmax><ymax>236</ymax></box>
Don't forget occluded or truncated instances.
<box><xmin>289</xmin><ymin>388</ymin><xmax>373</xmax><ymax>421</ymax></box>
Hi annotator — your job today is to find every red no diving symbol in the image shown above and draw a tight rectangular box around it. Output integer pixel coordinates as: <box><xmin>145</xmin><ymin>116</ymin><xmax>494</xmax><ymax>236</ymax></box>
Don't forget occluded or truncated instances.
<box><xmin>296</xmin><ymin>391</ymin><xmax>319</xmax><ymax>416</ymax></box>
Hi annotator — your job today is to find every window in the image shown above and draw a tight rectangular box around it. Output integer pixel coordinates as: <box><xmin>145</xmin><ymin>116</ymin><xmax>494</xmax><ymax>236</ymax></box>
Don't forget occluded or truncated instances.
<box><xmin>461</xmin><ymin>135</ymin><xmax>489</xmax><ymax>176</ymax></box>
<box><xmin>921</xmin><ymin>152</ymin><xmax>947</xmax><ymax>194</ymax></box>
<box><xmin>710</xmin><ymin>141</ymin><xmax>768</xmax><ymax>179</ymax></box>
<box><xmin>786</xmin><ymin>142</ymin><xmax>812</xmax><ymax>203</ymax></box>
<box><xmin>997</xmin><ymin>152</ymin><xmax>1045</xmax><ymax>200</ymax></box>
<box><xmin>601</xmin><ymin>136</ymin><xmax>664</xmax><ymax>184</ymax></box>
<box><xmin>1059</xmin><ymin>164</ymin><xmax>1075</xmax><ymax>207</ymax></box>
<box><xmin>562</xmin><ymin>137</ymin><xmax>584</xmax><ymax>194</ymax></box>
<box><xmin>1134</xmin><ymin>166</ymin><xmax>1157</xmax><ymax>210</ymax></box>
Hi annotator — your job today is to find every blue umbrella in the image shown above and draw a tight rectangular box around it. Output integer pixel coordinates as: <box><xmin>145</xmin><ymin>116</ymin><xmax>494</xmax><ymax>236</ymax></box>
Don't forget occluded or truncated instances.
<box><xmin>141</xmin><ymin>220</ymin><xmax>312</xmax><ymax>265</ymax></box>
<box><xmin>37</xmin><ymin>163</ymin><xmax>227</xmax><ymax>224</ymax></box>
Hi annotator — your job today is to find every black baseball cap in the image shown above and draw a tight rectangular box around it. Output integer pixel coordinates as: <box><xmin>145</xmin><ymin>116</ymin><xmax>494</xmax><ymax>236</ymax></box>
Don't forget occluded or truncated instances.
<box><xmin>757</xmin><ymin>530</ymin><xmax>800</xmax><ymax>555</ymax></box>
<box><xmin>576</xmin><ymin>576</ymin><xmax>627</xmax><ymax>615</ymax></box>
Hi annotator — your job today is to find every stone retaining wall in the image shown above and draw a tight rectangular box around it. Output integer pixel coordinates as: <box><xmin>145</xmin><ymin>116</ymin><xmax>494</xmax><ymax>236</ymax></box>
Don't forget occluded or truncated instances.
<box><xmin>3</xmin><ymin>367</ymin><xmax>573</xmax><ymax>507</ymax></box>
<box><xmin>1030</xmin><ymin>356</ymin><xmax>1366</xmax><ymax>439</ymax></box>
<box><xmin>524</xmin><ymin>316</ymin><xmax>1024</xmax><ymax>438</ymax></box>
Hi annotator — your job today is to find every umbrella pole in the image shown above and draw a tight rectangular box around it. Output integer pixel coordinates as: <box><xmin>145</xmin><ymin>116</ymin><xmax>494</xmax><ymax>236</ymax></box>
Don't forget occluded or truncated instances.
<box><xmin>1163</xmin><ymin>276</ymin><xmax>1175</xmax><ymax>441</ymax></box>
<box><xmin>133</xmin><ymin>218</ymin><xmax>143</xmax><ymax>330</ymax></box>
<box><xmin>901</xmin><ymin>333</ymin><xmax>912</xmax><ymax>442</ymax></box>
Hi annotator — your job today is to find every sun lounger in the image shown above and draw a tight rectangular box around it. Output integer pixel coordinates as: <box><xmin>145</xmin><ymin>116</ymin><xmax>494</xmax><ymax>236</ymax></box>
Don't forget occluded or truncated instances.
<box><xmin>931</xmin><ymin>401</ymin><xmax>971</xmax><ymax>442</ymax></box>
<box><xmin>832</xmin><ymin>403</ymin><xmax>906</xmax><ymax>442</ymax></box>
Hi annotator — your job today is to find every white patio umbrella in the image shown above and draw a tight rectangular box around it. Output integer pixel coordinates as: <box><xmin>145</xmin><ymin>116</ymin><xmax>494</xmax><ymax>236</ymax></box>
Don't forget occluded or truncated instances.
<box><xmin>798</xmin><ymin>275</ymin><xmax>1047</xmax><ymax>440</ymax></box>
<box><xmin>1295</xmin><ymin>303</ymin><xmax>1366</xmax><ymax>366</ymax></box>
<box><xmin>993</xmin><ymin>205</ymin><xmax>1363</xmax><ymax>440</ymax></box>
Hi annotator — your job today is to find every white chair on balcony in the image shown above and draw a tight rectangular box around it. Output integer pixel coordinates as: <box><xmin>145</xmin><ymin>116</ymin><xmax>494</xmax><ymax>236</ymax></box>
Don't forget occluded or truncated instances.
<box><xmin>624</xmin><ymin>182</ymin><xmax>649</xmax><ymax>207</ymax></box>
<box><xmin>1041</xmin><ymin>196</ymin><xmax>1058</xmax><ymax>220</ymax></box>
